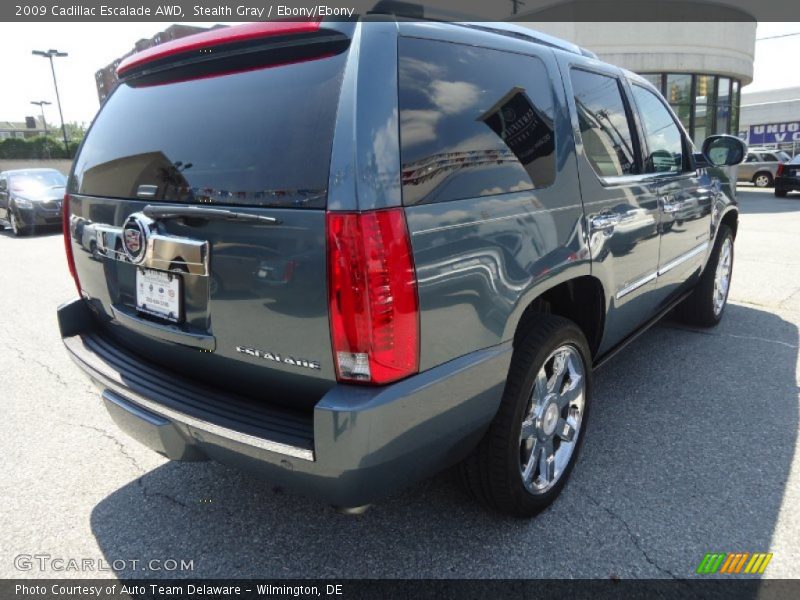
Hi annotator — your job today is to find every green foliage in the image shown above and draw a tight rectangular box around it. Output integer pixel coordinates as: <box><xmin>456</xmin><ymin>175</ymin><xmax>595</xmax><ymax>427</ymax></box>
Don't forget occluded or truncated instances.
<box><xmin>0</xmin><ymin>135</ymin><xmax>79</xmax><ymax>159</ymax></box>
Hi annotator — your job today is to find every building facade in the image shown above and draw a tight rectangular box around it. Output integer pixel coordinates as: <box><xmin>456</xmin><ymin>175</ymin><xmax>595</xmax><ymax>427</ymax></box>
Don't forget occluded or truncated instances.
<box><xmin>514</xmin><ymin>22</ymin><xmax>757</xmax><ymax>147</ymax></box>
<box><xmin>0</xmin><ymin>118</ymin><xmax>46</xmax><ymax>140</ymax></box>
<box><xmin>738</xmin><ymin>86</ymin><xmax>800</xmax><ymax>153</ymax></box>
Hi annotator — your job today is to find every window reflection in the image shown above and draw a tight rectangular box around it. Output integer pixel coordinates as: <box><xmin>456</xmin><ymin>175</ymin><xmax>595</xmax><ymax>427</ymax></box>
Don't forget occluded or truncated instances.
<box><xmin>570</xmin><ymin>69</ymin><xmax>637</xmax><ymax>178</ymax></box>
<box><xmin>399</xmin><ymin>38</ymin><xmax>556</xmax><ymax>206</ymax></box>
<box><xmin>631</xmin><ymin>85</ymin><xmax>684</xmax><ymax>174</ymax></box>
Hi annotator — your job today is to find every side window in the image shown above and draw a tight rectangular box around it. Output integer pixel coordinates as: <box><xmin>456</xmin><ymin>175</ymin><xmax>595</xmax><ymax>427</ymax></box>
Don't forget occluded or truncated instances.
<box><xmin>746</xmin><ymin>154</ymin><xmax>758</xmax><ymax>163</ymax></box>
<box><xmin>630</xmin><ymin>85</ymin><xmax>685</xmax><ymax>174</ymax></box>
<box><xmin>0</xmin><ymin>176</ymin><xmax>6</xmax><ymax>191</ymax></box>
<box><xmin>762</xmin><ymin>153</ymin><xmax>779</xmax><ymax>162</ymax></box>
<box><xmin>570</xmin><ymin>69</ymin><xmax>637</xmax><ymax>178</ymax></box>
<box><xmin>398</xmin><ymin>38</ymin><xmax>556</xmax><ymax>206</ymax></box>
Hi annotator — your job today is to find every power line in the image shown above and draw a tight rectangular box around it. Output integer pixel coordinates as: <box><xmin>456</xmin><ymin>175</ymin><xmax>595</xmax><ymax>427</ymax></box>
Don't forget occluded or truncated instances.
<box><xmin>756</xmin><ymin>32</ymin><xmax>800</xmax><ymax>41</ymax></box>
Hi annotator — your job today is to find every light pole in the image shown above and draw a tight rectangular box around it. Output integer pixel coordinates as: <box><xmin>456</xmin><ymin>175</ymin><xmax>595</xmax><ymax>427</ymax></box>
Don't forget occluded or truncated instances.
<box><xmin>32</xmin><ymin>49</ymin><xmax>69</xmax><ymax>156</ymax></box>
<box><xmin>30</xmin><ymin>100</ymin><xmax>51</xmax><ymax>158</ymax></box>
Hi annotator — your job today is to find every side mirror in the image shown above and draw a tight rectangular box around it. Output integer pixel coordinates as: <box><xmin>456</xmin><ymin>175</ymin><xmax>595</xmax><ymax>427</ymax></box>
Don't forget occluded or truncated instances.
<box><xmin>701</xmin><ymin>135</ymin><xmax>747</xmax><ymax>167</ymax></box>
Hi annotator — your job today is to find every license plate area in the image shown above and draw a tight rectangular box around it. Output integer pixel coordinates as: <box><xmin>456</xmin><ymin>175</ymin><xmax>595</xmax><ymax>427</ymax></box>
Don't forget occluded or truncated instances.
<box><xmin>136</xmin><ymin>268</ymin><xmax>182</xmax><ymax>323</ymax></box>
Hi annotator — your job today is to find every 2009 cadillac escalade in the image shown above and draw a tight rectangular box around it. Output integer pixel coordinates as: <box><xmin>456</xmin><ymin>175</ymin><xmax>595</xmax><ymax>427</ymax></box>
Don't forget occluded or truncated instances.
<box><xmin>57</xmin><ymin>17</ymin><xmax>746</xmax><ymax>516</ymax></box>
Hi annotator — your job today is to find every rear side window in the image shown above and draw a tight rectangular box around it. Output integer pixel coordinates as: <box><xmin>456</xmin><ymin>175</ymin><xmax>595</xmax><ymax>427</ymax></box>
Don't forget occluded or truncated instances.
<box><xmin>398</xmin><ymin>38</ymin><xmax>556</xmax><ymax>206</ymax></box>
<box><xmin>72</xmin><ymin>52</ymin><xmax>348</xmax><ymax>208</ymax></box>
<box><xmin>630</xmin><ymin>85</ymin><xmax>685</xmax><ymax>174</ymax></box>
<box><xmin>570</xmin><ymin>69</ymin><xmax>637</xmax><ymax>178</ymax></box>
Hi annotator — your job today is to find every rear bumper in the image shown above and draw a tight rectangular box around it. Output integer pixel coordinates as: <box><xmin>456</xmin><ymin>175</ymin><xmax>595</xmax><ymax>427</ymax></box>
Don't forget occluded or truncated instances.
<box><xmin>58</xmin><ymin>298</ymin><xmax>511</xmax><ymax>506</ymax></box>
<box><xmin>775</xmin><ymin>176</ymin><xmax>800</xmax><ymax>192</ymax></box>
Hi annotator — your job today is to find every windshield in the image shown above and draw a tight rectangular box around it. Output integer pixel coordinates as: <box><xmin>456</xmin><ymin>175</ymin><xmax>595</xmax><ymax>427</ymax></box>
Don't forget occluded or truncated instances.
<box><xmin>10</xmin><ymin>171</ymin><xmax>66</xmax><ymax>192</ymax></box>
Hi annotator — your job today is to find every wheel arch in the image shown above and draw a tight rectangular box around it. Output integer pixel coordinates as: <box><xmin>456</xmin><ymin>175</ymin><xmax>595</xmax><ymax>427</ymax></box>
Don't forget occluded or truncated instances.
<box><xmin>512</xmin><ymin>275</ymin><xmax>606</xmax><ymax>359</ymax></box>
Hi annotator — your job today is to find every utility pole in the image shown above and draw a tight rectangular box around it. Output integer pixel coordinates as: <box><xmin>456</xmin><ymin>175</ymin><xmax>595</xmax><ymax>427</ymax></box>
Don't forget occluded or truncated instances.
<box><xmin>32</xmin><ymin>49</ymin><xmax>70</xmax><ymax>156</ymax></box>
<box><xmin>30</xmin><ymin>100</ymin><xmax>52</xmax><ymax>159</ymax></box>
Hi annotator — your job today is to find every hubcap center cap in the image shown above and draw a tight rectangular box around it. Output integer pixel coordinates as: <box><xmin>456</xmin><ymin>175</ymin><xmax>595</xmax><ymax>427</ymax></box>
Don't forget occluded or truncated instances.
<box><xmin>540</xmin><ymin>402</ymin><xmax>560</xmax><ymax>437</ymax></box>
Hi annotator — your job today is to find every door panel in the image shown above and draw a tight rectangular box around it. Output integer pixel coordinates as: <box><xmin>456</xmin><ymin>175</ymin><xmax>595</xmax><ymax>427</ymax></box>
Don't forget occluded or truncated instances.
<box><xmin>561</xmin><ymin>61</ymin><xmax>662</xmax><ymax>354</ymax></box>
<box><xmin>628</xmin><ymin>84</ymin><xmax>712</xmax><ymax>301</ymax></box>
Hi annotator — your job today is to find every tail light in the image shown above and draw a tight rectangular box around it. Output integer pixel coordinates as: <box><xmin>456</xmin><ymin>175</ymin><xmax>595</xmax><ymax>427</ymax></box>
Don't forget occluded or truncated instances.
<box><xmin>776</xmin><ymin>163</ymin><xmax>786</xmax><ymax>177</ymax></box>
<box><xmin>62</xmin><ymin>193</ymin><xmax>81</xmax><ymax>295</ymax></box>
<box><xmin>327</xmin><ymin>208</ymin><xmax>419</xmax><ymax>384</ymax></box>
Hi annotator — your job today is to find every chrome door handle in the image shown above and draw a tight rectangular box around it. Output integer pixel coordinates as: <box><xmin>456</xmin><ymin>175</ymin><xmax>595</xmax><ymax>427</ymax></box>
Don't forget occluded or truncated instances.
<box><xmin>590</xmin><ymin>213</ymin><xmax>621</xmax><ymax>230</ymax></box>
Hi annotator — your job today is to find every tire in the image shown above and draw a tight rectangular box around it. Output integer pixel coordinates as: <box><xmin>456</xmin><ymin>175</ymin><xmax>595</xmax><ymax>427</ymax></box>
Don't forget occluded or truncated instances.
<box><xmin>676</xmin><ymin>224</ymin><xmax>734</xmax><ymax>327</ymax></box>
<box><xmin>460</xmin><ymin>315</ymin><xmax>591</xmax><ymax>517</ymax></box>
<box><xmin>753</xmin><ymin>172</ymin><xmax>773</xmax><ymax>188</ymax></box>
<box><xmin>8</xmin><ymin>205</ymin><xmax>27</xmax><ymax>237</ymax></box>
<box><xmin>774</xmin><ymin>188</ymin><xmax>787</xmax><ymax>198</ymax></box>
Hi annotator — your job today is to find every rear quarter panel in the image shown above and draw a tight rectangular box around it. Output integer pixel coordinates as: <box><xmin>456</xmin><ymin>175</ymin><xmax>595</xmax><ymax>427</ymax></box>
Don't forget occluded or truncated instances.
<box><xmin>395</xmin><ymin>25</ymin><xmax>590</xmax><ymax>370</ymax></box>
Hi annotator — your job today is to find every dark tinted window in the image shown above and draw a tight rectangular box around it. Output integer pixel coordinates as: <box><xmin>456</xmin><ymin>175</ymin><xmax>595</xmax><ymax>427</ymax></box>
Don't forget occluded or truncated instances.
<box><xmin>631</xmin><ymin>85</ymin><xmax>684</xmax><ymax>174</ymax></box>
<box><xmin>570</xmin><ymin>69</ymin><xmax>637</xmax><ymax>178</ymax></box>
<box><xmin>398</xmin><ymin>38</ymin><xmax>556</xmax><ymax>206</ymax></box>
<box><xmin>762</xmin><ymin>153</ymin><xmax>779</xmax><ymax>162</ymax></box>
<box><xmin>73</xmin><ymin>52</ymin><xmax>348</xmax><ymax>208</ymax></box>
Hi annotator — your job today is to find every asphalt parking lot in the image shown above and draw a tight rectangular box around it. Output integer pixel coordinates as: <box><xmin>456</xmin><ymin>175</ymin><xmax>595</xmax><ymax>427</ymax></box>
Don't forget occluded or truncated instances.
<box><xmin>0</xmin><ymin>187</ymin><xmax>798</xmax><ymax>580</ymax></box>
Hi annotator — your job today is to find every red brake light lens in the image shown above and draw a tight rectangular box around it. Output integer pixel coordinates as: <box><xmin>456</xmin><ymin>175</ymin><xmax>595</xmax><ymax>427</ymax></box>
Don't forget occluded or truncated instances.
<box><xmin>62</xmin><ymin>193</ymin><xmax>81</xmax><ymax>296</ymax></box>
<box><xmin>327</xmin><ymin>209</ymin><xmax>419</xmax><ymax>385</ymax></box>
<box><xmin>777</xmin><ymin>163</ymin><xmax>785</xmax><ymax>177</ymax></box>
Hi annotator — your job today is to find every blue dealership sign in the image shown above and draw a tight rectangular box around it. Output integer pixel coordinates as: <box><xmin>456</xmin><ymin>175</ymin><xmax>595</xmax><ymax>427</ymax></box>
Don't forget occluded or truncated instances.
<box><xmin>748</xmin><ymin>121</ymin><xmax>800</xmax><ymax>144</ymax></box>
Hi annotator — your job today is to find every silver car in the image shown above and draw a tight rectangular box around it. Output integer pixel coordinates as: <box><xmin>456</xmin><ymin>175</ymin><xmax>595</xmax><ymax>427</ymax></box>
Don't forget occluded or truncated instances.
<box><xmin>737</xmin><ymin>148</ymin><xmax>792</xmax><ymax>188</ymax></box>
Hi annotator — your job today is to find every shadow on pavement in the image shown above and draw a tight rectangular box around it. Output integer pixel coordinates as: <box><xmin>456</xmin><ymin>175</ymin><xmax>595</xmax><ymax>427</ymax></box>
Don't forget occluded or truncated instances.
<box><xmin>90</xmin><ymin>303</ymin><xmax>798</xmax><ymax>579</ymax></box>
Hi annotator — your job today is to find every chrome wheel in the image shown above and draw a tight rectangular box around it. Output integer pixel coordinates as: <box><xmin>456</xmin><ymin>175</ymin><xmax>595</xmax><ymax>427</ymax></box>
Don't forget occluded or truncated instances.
<box><xmin>713</xmin><ymin>237</ymin><xmax>732</xmax><ymax>316</ymax></box>
<box><xmin>519</xmin><ymin>344</ymin><xmax>586</xmax><ymax>494</ymax></box>
<box><xmin>754</xmin><ymin>174</ymin><xmax>771</xmax><ymax>188</ymax></box>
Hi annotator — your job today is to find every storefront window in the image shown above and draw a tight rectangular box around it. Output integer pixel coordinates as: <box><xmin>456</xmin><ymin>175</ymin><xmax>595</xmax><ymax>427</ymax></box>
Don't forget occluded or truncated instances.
<box><xmin>636</xmin><ymin>72</ymin><xmax>740</xmax><ymax>143</ymax></box>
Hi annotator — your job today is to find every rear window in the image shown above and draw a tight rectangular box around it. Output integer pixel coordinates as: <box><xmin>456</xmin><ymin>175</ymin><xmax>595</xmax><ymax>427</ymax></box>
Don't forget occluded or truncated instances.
<box><xmin>72</xmin><ymin>52</ymin><xmax>348</xmax><ymax>208</ymax></box>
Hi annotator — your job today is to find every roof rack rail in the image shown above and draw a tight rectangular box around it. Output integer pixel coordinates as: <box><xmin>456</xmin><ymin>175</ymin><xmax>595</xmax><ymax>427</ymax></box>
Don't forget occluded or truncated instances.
<box><xmin>362</xmin><ymin>3</ymin><xmax>599</xmax><ymax>59</ymax></box>
<box><xmin>460</xmin><ymin>22</ymin><xmax>597</xmax><ymax>58</ymax></box>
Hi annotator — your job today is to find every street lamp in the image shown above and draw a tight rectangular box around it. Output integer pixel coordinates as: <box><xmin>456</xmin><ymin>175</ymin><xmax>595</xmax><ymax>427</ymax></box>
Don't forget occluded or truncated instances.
<box><xmin>32</xmin><ymin>49</ymin><xmax>69</xmax><ymax>156</ymax></box>
<box><xmin>30</xmin><ymin>100</ymin><xmax>51</xmax><ymax>158</ymax></box>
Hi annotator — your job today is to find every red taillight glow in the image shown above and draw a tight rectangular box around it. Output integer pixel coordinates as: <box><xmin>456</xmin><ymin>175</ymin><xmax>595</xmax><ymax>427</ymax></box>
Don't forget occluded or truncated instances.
<box><xmin>777</xmin><ymin>163</ymin><xmax>786</xmax><ymax>177</ymax></box>
<box><xmin>62</xmin><ymin>193</ymin><xmax>81</xmax><ymax>296</ymax></box>
<box><xmin>327</xmin><ymin>209</ymin><xmax>419</xmax><ymax>385</ymax></box>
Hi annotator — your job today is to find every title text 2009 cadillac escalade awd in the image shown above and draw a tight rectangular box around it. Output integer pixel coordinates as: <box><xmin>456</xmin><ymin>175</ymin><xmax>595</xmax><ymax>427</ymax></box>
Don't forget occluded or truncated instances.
<box><xmin>57</xmin><ymin>18</ymin><xmax>746</xmax><ymax>516</ymax></box>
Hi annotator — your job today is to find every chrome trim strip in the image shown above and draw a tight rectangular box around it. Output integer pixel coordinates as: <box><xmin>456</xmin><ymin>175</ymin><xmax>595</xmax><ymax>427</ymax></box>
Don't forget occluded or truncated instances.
<box><xmin>411</xmin><ymin>203</ymin><xmax>582</xmax><ymax>236</ymax></box>
<box><xmin>657</xmin><ymin>241</ymin><xmax>709</xmax><ymax>277</ymax></box>
<box><xmin>95</xmin><ymin>225</ymin><xmax>210</xmax><ymax>276</ymax></box>
<box><xmin>615</xmin><ymin>241</ymin><xmax>710</xmax><ymax>301</ymax></box>
<box><xmin>615</xmin><ymin>271</ymin><xmax>657</xmax><ymax>300</ymax></box>
<box><xmin>65</xmin><ymin>338</ymin><xmax>315</xmax><ymax>462</ymax></box>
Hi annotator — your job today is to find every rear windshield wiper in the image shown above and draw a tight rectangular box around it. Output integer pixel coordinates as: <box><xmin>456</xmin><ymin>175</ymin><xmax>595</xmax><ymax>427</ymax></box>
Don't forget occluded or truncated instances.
<box><xmin>143</xmin><ymin>205</ymin><xmax>280</xmax><ymax>225</ymax></box>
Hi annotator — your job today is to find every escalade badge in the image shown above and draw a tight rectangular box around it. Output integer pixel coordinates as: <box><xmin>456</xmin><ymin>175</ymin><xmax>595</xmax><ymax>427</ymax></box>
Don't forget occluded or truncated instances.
<box><xmin>122</xmin><ymin>214</ymin><xmax>149</xmax><ymax>263</ymax></box>
<box><xmin>235</xmin><ymin>346</ymin><xmax>321</xmax><ymax>370</ymax></box>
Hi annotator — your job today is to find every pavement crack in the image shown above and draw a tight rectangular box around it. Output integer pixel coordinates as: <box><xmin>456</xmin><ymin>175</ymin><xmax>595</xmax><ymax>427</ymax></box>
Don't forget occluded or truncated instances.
<box><xmin>581</xmin><ymin>492</ymin><xmax>681</xmax><ymax>580</ymax></box>
<box><xmin>64</xmin><ymin>420</ymin><xmax>146</xmax><ymax>475</ymax></box>
<box><xmin>663</xmin><ymin>324</ymin><xmax>798</xmax><ymax>349</ymax></box>
<box><xmin>63</xmin><ymin>420</ymin><xmax>191</xmax><ymax>509</ymax></box>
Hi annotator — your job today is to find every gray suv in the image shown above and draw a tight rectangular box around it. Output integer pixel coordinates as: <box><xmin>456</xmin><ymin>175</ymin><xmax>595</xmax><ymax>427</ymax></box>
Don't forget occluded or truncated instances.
<box><xmin>57</xmin><ymin>19</ymin><xmax>745</xmax><ymax>517</ymax></box>
<box><xmin>737</xmin><ymin>148</ymin><xmax>791</xmax><ymax>188</ymax></box>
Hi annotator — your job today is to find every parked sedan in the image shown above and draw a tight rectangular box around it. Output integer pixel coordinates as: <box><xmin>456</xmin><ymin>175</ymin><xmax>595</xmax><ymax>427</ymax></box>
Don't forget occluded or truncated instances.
<box><xmin>775</xmin><ymin>154</ymin><xmax>800</xmax><ymax>197</ymax></box>
<box><xmin>736</xmin><ymin>149</ymin><xmax>792</xmax><ymax>188</ymax></box>
<box><xmin>0</xmin><ymin>168</ymin><xmax>66</xmax><ymax>236</ymax></box>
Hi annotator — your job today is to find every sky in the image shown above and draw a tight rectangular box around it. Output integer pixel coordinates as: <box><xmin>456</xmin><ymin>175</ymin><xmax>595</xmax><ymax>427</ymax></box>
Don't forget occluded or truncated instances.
<box><xmin>0</xmin><ymin>21</ymin><xmax>797</xmax><ymax>127</ymax></box>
